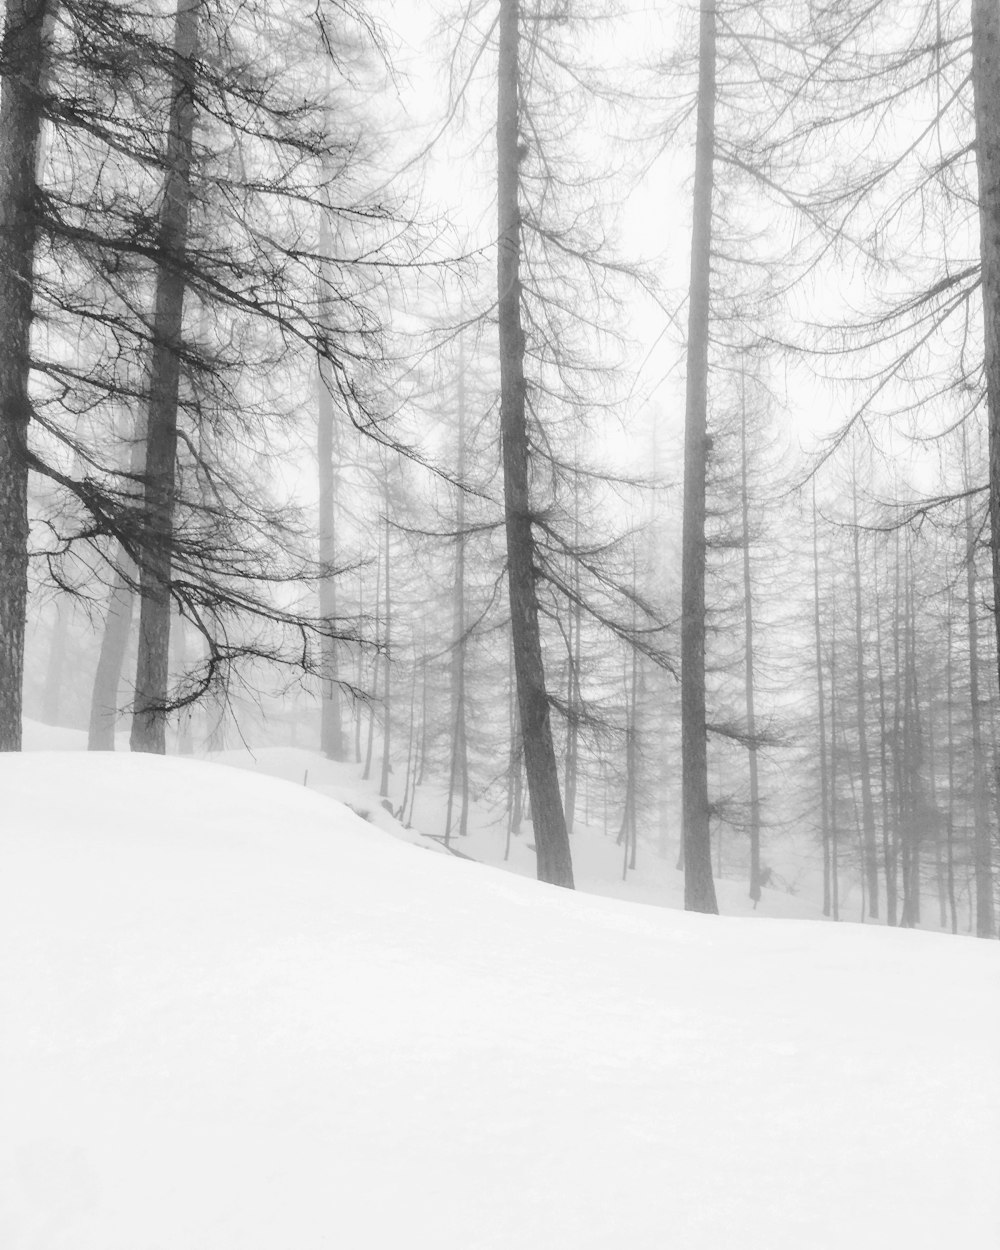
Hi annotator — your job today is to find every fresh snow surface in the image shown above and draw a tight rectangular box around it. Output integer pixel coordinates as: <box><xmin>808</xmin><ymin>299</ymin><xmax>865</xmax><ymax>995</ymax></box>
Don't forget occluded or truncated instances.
<box><xmin>2</xmin><ymin>750</ymin><xmax>998</xmax><ymax>1249</ymax></box>
<box><xmin>204</xmin><ymin>742</ymin><xmax>830</xmax><ymax>923</ymax></box>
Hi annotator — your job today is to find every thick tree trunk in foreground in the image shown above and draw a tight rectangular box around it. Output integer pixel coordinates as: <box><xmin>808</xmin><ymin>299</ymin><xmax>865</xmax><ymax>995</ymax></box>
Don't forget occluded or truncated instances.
<box><xmin>971</xmin><ymin>0</ymin><xmax>1000</xmax><ymax>938</ymax></box>
<box><xmin>0</xmin><ymin>0</ymin><xmax>50</xmax><ymax>751</ymax></box>
<box><xmin>679</xmin><ymin>0</ymin><xmax>718</xmax><ymax>913</ymax></box>
<box><xmin>131</xmin><ymin>0</ymin><xmax>198</xmax><ymax>754</ymax></box>
<box><xmin>497</xmin><ymin>0</ymin><xmax>573</xmax><ymax>888</ymax></box>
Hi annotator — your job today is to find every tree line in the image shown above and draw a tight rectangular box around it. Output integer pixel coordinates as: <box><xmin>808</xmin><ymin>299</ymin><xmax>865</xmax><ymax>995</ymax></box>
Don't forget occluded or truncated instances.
<box><xmin>2</xmin><ymin>0</ymin><xmax>999</xmax><ymax>936</ymax></box>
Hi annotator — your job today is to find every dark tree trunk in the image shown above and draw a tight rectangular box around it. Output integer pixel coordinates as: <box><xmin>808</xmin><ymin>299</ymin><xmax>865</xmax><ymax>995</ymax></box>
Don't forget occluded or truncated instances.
<box><xmin>130</xmin><ymin>0</ymin><xmax>198</xmax><ymax>754</ymax></box>
<box><xmin>0</xmin><ymin>0</ymin><xmax>50</xmax><ymax>751</ymax></box>
<box><xmin>971</xmin><ymin>0</ymin><xmax>1000</xmax><ymax>938</ymax></box>
<box><xmin>679</xmin><ymin>0</ymin><xmax>719</xmax><ymax>913</ymax></box>
<box><xmin>497</xmin><ymin>0</ymin><xmax>573</xmax><ymax>888</ymax></box>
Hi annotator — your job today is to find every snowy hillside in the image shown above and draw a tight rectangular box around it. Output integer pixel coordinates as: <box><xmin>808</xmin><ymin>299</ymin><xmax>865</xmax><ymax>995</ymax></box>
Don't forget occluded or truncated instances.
<box><xmin>2</xmin><ymin>750</ymin><xmax>998</xmax><ymax>1249</ymax></box>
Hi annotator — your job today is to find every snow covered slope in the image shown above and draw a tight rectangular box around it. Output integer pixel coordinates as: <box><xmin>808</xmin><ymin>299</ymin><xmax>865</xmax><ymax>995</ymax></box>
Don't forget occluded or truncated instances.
<box><xmin>2</xmin><ymin>752</ymin><xmax>998</xmax><ymax>1249</ymax></box>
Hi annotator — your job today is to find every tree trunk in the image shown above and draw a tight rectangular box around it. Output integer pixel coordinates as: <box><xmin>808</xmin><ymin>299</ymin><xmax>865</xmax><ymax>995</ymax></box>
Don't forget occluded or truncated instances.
<box><xmin>497</xmin><ymin>0</ymin><xmax>573</xmax><ymax>888</ymax></box>
<box><xmin>130</xmin><ymin>0</ymin><xmax>198</xmax><ymax>754</ymax></box>
<box><xmin>829</xmin><ymin>618</ymin><xmax>840</xmax><ymax>921</ymax></box>
<box><xmin>851</xmin><ymin>470</ymin><xmax>879</xmax><ymax>916</ymax></box>
<box><xmin>316</xmin><ymin>184</ymin><xmax>345</xmax><ymax>761</ymax></box>
<box><xmin>88</xmin><ymin>566</ymin><xmax>136</xmax><ymax>749</ymax></box>
<box><xmin>379</xmin><ymin>469</ymin><xmax>392</xmax><ymax>800</ymax></box>
<box><xmin>446</xmin><ymin>337</ymin><xmax>470</xmax><ymax>843</ymax></box>
<box><xmin>812</xmin><ymin>485</ymin><xmax>832</xmax><ymax>917</ymax></box>
<box><xmin>564</xmin><ymin>491</ymin><xmax>582</xmax><ymax>836</ymax></box>
<box><xmin>944</xmin><ymin>587</ymin><xmax>959</xmax><ymax>935</ymax></box>
<box><xmin>965</xmin><ymin>474</ymin><xmax>995</xmax><ymax>936</ymax></box>
<box><xmin>679</xmin><ymin>0</ymin><xmax>719</xmax><ymax>914</ymax></box>
<box><xmin>42</xmin><ymin>599</ymin><xmax>68</xmax><ymax>725</ymax></box>
<box><xmin>362</xmin><ymin>543</ymin><xmax>379</xmax><ymax>783</ymax></box>
<box><xmin>0</xmin><ymin>0</ymin><xmax>50</xmax><ymax>751</ymax></box>
<box><xmin>873</xmin><ymin>563</ymin><xmax>897</xmax><ymax>924</ymax></box>
<box><xmin>971</xmin><ymin>0</ymin><xmax>1000</xmax><ymax>938</ymax></box>
<box><xmin>740</xmin><ymin>372</ymin><xmax>761</xmax><ymax>904</ymax></box>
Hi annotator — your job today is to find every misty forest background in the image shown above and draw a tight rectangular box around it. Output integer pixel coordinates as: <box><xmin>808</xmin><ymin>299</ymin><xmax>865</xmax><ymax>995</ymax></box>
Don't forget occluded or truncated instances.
<box><xmin>4</xmin><ymin>0</ymin><xmax>1000</xmax><ymax>938</ymax></box>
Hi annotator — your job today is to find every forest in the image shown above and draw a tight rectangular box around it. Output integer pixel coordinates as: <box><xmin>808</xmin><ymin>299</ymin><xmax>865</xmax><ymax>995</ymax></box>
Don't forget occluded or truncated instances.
<box><xmin>3</xmin><ymin>0</ymin><xmax>1000</xmax><ymax>941</ymax></box>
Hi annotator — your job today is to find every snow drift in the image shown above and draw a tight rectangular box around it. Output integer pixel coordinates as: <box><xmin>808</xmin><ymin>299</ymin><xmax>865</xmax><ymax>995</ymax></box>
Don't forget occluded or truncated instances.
<box><xmin>1</xmin><ymin>751</ymin><xmax>997</xmax><ymax>1249</ymax></box>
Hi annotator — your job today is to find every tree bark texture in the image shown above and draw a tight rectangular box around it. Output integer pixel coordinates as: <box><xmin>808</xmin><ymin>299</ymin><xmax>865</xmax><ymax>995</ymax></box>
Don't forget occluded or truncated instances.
<box><xmin>130</xmin><ymin>0</ymin><xmax>198</xmax><ymax>753</ymax></box>
<box><xmin>679</xmin><ymin>0</ymin><xmax>719</xmax><ymax>913</ymax></box>
<box><xmin>0</xmin><ymin>0</ymin><xmax>50</xmax><ymax>751</ymax></box>
<box><xmin>497</xmin><ymin>0</ymin><xmax>573</xmax><ymax>888</ymax></box>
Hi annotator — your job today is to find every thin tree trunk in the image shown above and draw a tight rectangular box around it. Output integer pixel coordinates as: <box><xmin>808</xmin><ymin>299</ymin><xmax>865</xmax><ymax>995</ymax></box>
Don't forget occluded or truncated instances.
<box><xmin>362</xmin><ymin>545</ymin><xmax>379</xmax><ymax>782</ymax></box>
<box><xmin>965</xmin><ymin>473</ymin><xmax>995</xmax><ymax>936</ymax></box>
<box><xmin>89</xmin><ymin>569</ymin><xmax>136</xmax><ymax>749</ymax></box>
<box><xmin>42</xmin><ymin>599</ymin><xmax>69</xmax><ymax>725</ymax></box>
<box><xmin>874</xmin><ymin>561</ymin><xmax>897</xmax><ymax>924</ymax></box>
<box><xmin>497</xmin><ymin>0</ymin><xmax>573</xmax><ymax>888</ymax></box>
<box><xmin>830</xmin><ymin>619</ymin><xmax>840</xmax><ymax>922</ymax></box>
<box><xmin>316</xmin><ymin>366</ymin><xmax>344</xmax><ymax>759</ymax></box>
<box><xmin>0</xmin><ymin>0</ymin><xmax>51</xmax><ymax>751</ymax></box>
<box><xmin>812</xmin><ymin>484</ymin><xmax>831</xmax><ymax>917</ymax></box>
<box><xmin>903</xmin><ymin>539</ymin><xmax>923</xmax><ymax>925</ymax></box>
<box><xmin>740</xmin><ymin>372</ymin><xmax>761</xmax><ymax>904</ymax></box>
<box><xmin>130</xmin><ymin>0</ymin><xmax>199</xmax><ymax>754</ymax></box>
<box><xmin>446</xmin><ymin>338</ymin><xmax>470</xmax><ymax>842</ymax></box>
<box><xmin>564</xmin><ymin>490</ymin><xmax>582</xmax><ymax>836</ymax></box>
<box><xmin>679</xmin><ymin>0</ymin><xmax>719</xmax><ymax>914</ymax></box>
<box><xmin>379</xmin><ymin>469</ymin><xmax>392</xmax><ymax>800</ymax></box>
<box><xmin>317</xmin><ymin>143</ymin><xmax>345</xmax><ymax>763</ymax></box>
<box><xmin>945</xmin><ymin>587</ymin><xmax>959</xmax><ymax>934</ymax></box>
<box><xmin>851</xmin><ymin>469</ymin><xmax>879</xmax><ymax>916</ymax></box>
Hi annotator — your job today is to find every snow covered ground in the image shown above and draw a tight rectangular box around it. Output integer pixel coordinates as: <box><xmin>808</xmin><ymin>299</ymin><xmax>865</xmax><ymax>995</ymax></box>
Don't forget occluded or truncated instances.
<box><xmin>3</xmin><ymin>745</ymin><xmax>998</xmax><ymax>1248</ymax></box>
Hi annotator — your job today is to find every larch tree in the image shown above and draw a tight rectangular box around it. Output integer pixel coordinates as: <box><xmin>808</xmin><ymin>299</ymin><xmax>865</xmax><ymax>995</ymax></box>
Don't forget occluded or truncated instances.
<box><xmin>496</xmin><ymin>0</ymin><xmax>573</xmax><ymax>887</ymax></box>
<box><xmin>129</xmin><ymin>0</ymin><xmax>199</xmax><ymax>754</ymax></box>
<box><xmin>0</xmin><ymin>0</ymin><xmax>51</xmax><ymax>751</ymax></box>
<box><xmin>678</xmin><ymin>0</ymin><xmax>719</xmax><ymax>912</ymax></box>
